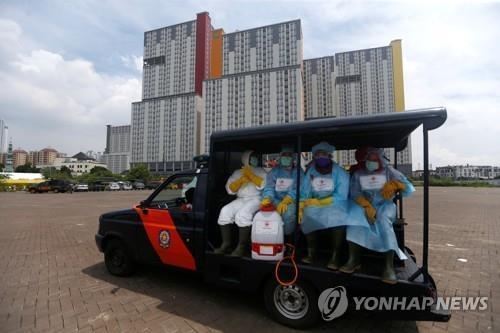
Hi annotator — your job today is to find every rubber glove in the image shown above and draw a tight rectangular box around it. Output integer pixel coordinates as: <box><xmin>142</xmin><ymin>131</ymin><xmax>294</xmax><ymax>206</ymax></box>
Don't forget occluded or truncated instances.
<box><xmin>228</xmin><ymin>176</ymin><xmax>249</xmax><ymax>193</ymax></box>
<box><xmin>355</xmin><ymin>196</ymin><xmax>377</xmax><ymax>224</ymax></box>
<box><xmin>261</xmin><ymin>197</ymin><xmax>272</xmax><ymax>207</ymax></box>
<box><xmin>242</xmin><ymin>166</ymin><xmax>263</xmax><ymax>187</ymax></box>
<box><xmin>277</xmin><ymin>195</ymin><xmax>293</xmax><ymax>214</ymax></box>
<box><xmin>298</xmin><ymin>201</ymin><xmax>305</xmax><ymax>224</ymax></box>
<box><xmin>318</xmin><ymin>196</ymin><xmax>333</xmax><ymax>206</ymax></box>
<box><xmin>381</xmin><ymin>180</ymin><xmax>406</xmax><ymax>200</ymax></box>
<box><xmin>304</xmin><ymin>198</ymin><xmax>321</xmax><ymax>206</ymax></box>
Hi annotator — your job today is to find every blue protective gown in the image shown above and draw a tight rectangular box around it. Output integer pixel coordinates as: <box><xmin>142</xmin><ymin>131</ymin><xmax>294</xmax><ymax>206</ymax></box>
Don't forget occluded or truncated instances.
<box><xmin>300</xmin><ymin>163</ymin><xmax>350</xmax><ymax>234</ymax></box>
<box><xmin>262</xmin><ymin>167</ymin><xmax>303</xmax><ymax>235</ymax></box>
<box><xmin>347</xmin><ymin>165</ymin><xmax>415</xmax><ymax>259</ymax></box>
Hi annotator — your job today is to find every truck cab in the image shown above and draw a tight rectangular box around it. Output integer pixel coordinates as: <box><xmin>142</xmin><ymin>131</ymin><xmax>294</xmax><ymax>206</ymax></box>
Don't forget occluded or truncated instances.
<box><xmin>95</xmin><ymin>108</ymin><xmax>450</xmax><ymax>328</ymax></box>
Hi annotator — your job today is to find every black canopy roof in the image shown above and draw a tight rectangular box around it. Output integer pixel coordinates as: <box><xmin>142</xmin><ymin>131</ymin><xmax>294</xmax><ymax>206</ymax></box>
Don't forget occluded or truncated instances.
<box><xmin>210</xmin><ymin>107</ymin><xmax>447</xmax><ymax>153</ymax></box>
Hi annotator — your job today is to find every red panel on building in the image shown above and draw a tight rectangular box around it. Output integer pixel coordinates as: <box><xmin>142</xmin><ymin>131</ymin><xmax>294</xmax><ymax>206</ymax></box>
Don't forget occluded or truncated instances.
<box><xmin>195</xmin><ymin>12</ymin><xmax>211</xmax><ymax>96</ymax></box>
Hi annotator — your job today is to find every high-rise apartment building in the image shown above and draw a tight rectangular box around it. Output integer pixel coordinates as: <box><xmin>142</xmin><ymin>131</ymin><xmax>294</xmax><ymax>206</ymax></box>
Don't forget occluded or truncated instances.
<box><xmin>12</xmin><ymin>148</ymin><xmax>28</xmax><ymax>168</ymax></box>
<box><xmin>0</xmin><ymin>119</ymin><xmax>8</xmax><ymax>154</ymax></box>
<box><xmin>302</xmin><ymin>40</ymin><xmax>412</xmax><ymax>174</ymax></box>
<box><xmin>130</xmin><ymin>12</ymin><xmax>411</xmax><ymax>173</ymax></box>
<box><xmin>131</xmin><ymin>12</ymin><xmax>211</xmax><ymax>172</ymax></box>
<box><xmin>201</xmin><ymin>20</ymin><xmax>303</xmax><ymax>154</ymax></box>
<box><xmin>102</xmin><ymin>124</ymin><xmax>131</xmax><ymax>173</ymax></box>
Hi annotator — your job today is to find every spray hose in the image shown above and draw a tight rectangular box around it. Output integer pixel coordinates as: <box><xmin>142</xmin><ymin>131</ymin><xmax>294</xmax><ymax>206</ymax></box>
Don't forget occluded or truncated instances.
<box><xmin>274</xmin><ymin>243</ymin><xmax>299</xmax><ymax>286</ymax></box>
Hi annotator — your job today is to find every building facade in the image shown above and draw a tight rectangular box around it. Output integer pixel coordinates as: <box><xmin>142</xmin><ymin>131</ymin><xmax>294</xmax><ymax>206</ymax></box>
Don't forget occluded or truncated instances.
<box><xmin>12</xmin><ymin>149</ymin><xmax>28</xmax><ymax>168</ymax></box>
<box><xmin>131</xmin><ymin>12</ymin><xmax>212</xmax><ymax>172</ymax></box>
<box><xmin>202</xmin><ymin>20</ymin><xmax>303</xmax><ymax>153</ymax></box>
<box><xmin>29</xmin><ymin>148</ymin><xmax>59</xmax><ymax>167</ymax></box>
<box><xmin>0</xmin><ymin>119</ymin><xmax>7</xmax><ymax>153</ymax></box>
<box><xmin>302</xmin><ymin>40</ymin><xmax>412</xmax><ymax>174</ymax></box>
<box><xmin>130</xmin><ymin>13</ymin><xmax>411</xmax><ymax>174</ymax></box>
<box><xmin>102</xmin><ymin>125</ymin><xmax>131</xmax><ymax>173</ymax></box>
<box><xmin>435</xmin><ymin>165</ymin><xmax>500</xmax><ymax>180</ymax></box>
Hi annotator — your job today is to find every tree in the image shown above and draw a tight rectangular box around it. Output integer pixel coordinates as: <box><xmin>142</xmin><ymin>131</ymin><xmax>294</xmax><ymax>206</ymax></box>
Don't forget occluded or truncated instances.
<box><xmin>126</xmin><ymin>164</ymin><xmax>150</xmax><ymax>181</ymax></box>
<box><xmin>60</xmin><ymin>166</ymin><xmax>72</xmax><ymax>176</ymax></box>
<box><xmin>15</xmin><ymin>163</ymin><xmax>39</xmax><ymax>173</ymax></box>
<box><xmin>89</xmin><ymin>166</ymin><xmax>113</xmax><ymax>177</ymax></box>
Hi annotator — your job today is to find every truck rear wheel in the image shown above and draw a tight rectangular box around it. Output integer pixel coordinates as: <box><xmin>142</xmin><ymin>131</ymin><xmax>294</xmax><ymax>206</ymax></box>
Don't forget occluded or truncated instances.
<box><xmin>104</xmin><ymin>239</ymin><xmax>135</xmax><ymax>277</ymax></box>
<box><xmin>264</xmin><ymin>278</ymin><xmax>319</xmax><ymax>329</ymax></box>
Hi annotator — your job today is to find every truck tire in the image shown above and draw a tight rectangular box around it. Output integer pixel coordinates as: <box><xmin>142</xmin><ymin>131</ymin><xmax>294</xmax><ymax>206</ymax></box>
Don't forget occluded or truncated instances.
<box><xmin>264</xmin><ymin>278</ymin><xmax>320</xmax><ymax>329</ymax></box>
<box><xmin>104</xmin><ymin>239</ymin><xmax>135</xmax><ymax>277</ymax></box>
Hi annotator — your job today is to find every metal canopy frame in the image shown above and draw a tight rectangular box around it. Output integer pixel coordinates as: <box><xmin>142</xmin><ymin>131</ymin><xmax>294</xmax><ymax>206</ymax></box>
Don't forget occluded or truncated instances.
<box><xmin>210</xmin><ymin>107</ymin><xmax>447</xmax><ymax>284</ymax></box>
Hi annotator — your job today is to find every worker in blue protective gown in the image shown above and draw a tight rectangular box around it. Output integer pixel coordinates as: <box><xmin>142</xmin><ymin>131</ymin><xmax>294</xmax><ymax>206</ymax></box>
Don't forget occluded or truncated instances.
<box><xmin>260</xmin><ymin>145</ymin><xmax>304</xmax><ymax>236</ymax></box>
<box><xmin>298</xmin><ymin>141</ymin><xmax>350</xmax><ymax>270</ymax></box>
<box><xmin>340</xmin><ymin>147</ymin><xmax>415</xmax><ymax>284</ymax></box>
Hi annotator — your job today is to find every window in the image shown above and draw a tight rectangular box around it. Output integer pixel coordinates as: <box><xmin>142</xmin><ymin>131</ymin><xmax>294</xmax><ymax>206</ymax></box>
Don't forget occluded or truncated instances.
<box><xmin>148</xmin><ymin>175</ymin><xmax>198</xmax><ymax>210</ymax></box>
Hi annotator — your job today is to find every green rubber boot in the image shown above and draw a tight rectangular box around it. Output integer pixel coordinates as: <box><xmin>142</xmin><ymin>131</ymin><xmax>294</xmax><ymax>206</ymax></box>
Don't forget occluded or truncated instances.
<box><xmin>340</xmin><ymin>242</ymin><xmax>362</xmax><ymax>273</ymax></box>
<box><xmin>214</xmin><ymin>225</ymin><xmax>233</xmax><ymax>254</ymax></box>
<box><xmin>302</xmin><ymin>232</ymin><xmax>317</xmax><ymax>264</ymax></box>
<box><xmin>327</xmin><ymin>228</ymin><xmax>345</xmax><ymax>270</ymax></box>
<box><xmin>229</xmin><ymin>226</ymin><xmax>251</xmax><ymax>257</ymax></box>
<box><xmin>381</xmin><ymin>251</ymin><xmax>397</xmax><ymax>284</ymax></box>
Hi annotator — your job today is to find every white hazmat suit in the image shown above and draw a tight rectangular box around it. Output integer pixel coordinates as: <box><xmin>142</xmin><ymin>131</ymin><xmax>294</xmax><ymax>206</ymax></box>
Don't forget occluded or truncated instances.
<box><xmin>218</xmin><ymin>151</ymin><xmax>267</xmax><ymax>227</ymax></box>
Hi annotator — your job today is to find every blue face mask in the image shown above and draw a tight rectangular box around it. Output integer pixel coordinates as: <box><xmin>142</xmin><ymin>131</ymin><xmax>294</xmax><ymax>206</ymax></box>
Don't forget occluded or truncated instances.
<box><xmin>280</xmin><ymin>156</ymin><xmax>293</xmax><ymax>167</ymax></box>
<box><xmin>249</xmin><ymin>156</ymin><xmax>258</xmax><ymax>167</ymax></box>
<box><xmin>315</xmin><ymin>156</ymin><xmax>331</xmax><ymax>168</ymax></box>
<box><xmin>366</xmin><ymin>160</ymin><xmax>379</xmax><ymax>172</ymax></box>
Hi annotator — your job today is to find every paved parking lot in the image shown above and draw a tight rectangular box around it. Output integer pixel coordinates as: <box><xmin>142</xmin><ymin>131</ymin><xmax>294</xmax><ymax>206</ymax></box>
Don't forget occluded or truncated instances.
<box><xmin>0</xmin><ymin>187</ymin><xmax>498</xmax><ymax>332</ymax></box>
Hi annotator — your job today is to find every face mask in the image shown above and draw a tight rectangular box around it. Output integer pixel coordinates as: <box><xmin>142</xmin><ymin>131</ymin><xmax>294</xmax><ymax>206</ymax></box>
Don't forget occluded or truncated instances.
<box><xmin>315</xmin><ymin>156</ymin><xmax>331</xmax><ymax>168</ymax></box>
<box><xmin>280</xmin><ymin>156</ymin><xmax>293</xmax><ymax>167</ymax></box>
<box><xmin>249</xmin><ymin>156</ymin><xmax>258</xmax><ymax>167</ymax></box>
<box><xmin>366</xmin><ymin>160</ymin><xmax>379</xmax><ymax>172</ymax></box>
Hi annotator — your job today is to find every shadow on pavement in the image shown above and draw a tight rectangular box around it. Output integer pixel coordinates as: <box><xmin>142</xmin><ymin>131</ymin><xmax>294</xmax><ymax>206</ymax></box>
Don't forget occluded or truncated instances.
<box><xmin>83</xmin><ymin>262</ymin><xmax>419</xmax><ymax>332</ymax></box>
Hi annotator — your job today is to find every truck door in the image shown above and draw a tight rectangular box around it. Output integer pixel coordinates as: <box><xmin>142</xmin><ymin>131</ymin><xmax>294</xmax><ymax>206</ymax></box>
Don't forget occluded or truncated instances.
<box><xmin>135</xmin><ymin>174</ymin><xmax>198</xmax><ymax>271</ymax></box>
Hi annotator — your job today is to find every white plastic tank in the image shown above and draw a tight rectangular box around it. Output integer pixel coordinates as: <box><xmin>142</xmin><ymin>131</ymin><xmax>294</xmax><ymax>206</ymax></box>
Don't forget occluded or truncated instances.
<box><xmin>251</xmin><ymin>208</ymin><xmax>285</xmax><ymax>261</ymax></box>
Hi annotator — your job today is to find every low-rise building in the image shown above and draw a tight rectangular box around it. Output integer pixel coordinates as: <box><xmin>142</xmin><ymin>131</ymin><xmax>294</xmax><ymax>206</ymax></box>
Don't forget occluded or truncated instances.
<box><xmin>435</xmin><ymin>165</ymin><xmax>500</xmax><ymax>179</ymax></box>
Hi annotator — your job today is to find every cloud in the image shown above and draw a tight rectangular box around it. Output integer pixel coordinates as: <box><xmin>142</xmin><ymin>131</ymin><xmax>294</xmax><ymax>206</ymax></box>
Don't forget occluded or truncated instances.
<box><xmin>0</xmin><ymin>19</ymin><xmax>140</xmax><ymax>154</ymax></box>
<box><xmin>0</xmin><ymin>1</ymin><xmax>499</xmax><ymax>168</ymax></box>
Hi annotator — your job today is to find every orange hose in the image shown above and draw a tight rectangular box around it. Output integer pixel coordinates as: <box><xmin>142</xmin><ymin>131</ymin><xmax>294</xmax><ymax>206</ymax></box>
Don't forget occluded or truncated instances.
<box><xmin>274</xmin><ymin>243</ymin><xmax>299</xmax><ymax>286</ymax></box>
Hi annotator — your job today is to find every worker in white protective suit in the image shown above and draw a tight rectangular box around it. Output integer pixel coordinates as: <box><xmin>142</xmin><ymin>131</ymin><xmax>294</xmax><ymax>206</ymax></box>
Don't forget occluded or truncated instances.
<box><xmin>215</xmin><ymin>150</ymin><xmax>267</xmax><ymax>257</ymax></box>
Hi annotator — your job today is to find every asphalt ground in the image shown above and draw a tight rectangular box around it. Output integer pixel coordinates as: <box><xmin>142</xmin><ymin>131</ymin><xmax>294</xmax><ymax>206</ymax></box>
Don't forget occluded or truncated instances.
<box><xmin>0</xmin><ymin>187</ymin><xmax>498</xmax><ymax>332</ymax></box>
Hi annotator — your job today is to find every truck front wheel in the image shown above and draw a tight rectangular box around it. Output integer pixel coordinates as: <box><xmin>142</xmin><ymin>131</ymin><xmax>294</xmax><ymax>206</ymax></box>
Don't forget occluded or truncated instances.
<box><xmin>264</xmin><ymin>278</ymin><xmax>320</xmax><ymax>329</ymax></box>
<box><xmin>104</xmin><ymin>239</ymin><xmax>135</xmax><ymax>276</ymax></box>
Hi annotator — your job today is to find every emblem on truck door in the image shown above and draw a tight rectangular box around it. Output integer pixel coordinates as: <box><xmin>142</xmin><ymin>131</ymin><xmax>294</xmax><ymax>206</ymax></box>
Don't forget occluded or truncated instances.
<box><xmin>159</xmin><ymin>230</ymin><xmax>171</xmax><ymax>248</ymax></box>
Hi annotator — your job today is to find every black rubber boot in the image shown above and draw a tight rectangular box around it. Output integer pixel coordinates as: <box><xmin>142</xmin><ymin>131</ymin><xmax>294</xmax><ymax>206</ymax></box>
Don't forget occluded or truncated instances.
<box><xmin>229</xmin><ymin>226</ymin><xmax>251</xmax><ymax>257</ymax></box>
<box><xmin>340</xmin><ymin>242</ymin><xmax>362</xmax><ymax>273</ymax></box>
<box><xmin>214</xmin><ymin>225</ymin><xmax>233</xmax><ymax>254</ymax></box>
<box><xmin>302</xmin><ymin>232</ymin><xmax>317</xmax><ymax>264</ymax></box>
<box><xmin>327</xmin><ymin>228</ymin><xmax>345</xmax><ymax>270</ymax></box>
<box><xmin>381</xmin><ymin>251</ymin><xmax>397</xmax><ymax>284</ymax></box>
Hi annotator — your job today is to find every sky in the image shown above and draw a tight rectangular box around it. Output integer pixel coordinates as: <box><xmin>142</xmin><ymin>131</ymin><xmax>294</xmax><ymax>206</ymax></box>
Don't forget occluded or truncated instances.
<box><xmin>0</xmin><ymin>0</ymin><xmax>499</xmax><ymax>169</ymax></box>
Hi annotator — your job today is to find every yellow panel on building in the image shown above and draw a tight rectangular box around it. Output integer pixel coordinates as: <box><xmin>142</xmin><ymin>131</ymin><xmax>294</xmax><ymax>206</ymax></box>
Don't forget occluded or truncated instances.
<box><xmin>391</xmin><ymin>39</ymin><xmax>405</xmax><ymax>112</ymax></box>
<box><xmin>210</xmin><ymin>29</ymin><xmax>224</xmax><ymax>79</ymax></box>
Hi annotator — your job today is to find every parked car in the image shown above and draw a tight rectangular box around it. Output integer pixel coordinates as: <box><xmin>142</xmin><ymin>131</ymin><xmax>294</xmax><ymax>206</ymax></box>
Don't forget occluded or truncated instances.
<box><xmin>120</xmin><ymin>182</ymin><xmax>133</xmax><ymax>190</ymax></box>
<box><xmin>74</xmin><ymin>183</ymin><xmax>89</xmax><ymax>192</ymax></box>
<box><xmin>146</xmin><ymin>180</ymin><xmax>162</xmax><ymax>190</ymax></box>
<box><xmin>28</xmin><ymin>179</ymin><xmax>73</xmax><ymax>193</ymax></box>
<box><xmin>106</xmin><ymin>182</ymin><xmax>121</xmax><ymax>191</ymax></box>
<box><xmin>88</xmin><ymin>181</ymin><xmax>107</xmax><ymax>191</ymax></box>
<box><xmin>132</xmin><ymin>181</ymin><xmax>145</xmax><ymax>190</ymax></box>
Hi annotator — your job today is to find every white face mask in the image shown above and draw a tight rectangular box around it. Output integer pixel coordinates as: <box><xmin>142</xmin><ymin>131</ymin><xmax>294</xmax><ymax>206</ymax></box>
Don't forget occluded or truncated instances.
<box><xmin>366</xmin><ymin>160</ymin><xmax>379</xmax><ymax>172</ymax></box>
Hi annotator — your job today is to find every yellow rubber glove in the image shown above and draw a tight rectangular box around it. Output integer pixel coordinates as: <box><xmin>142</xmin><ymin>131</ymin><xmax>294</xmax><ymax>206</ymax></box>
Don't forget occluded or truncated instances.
<box><xmin>242</xmin><ymin>166</ymin><xmax>263</xmax><ymax>187</ymax></box>
<box><xmin>228</xmin><ymin>176</ymin><xmax>249</xmax><ymax>193</ymax></box>
<box><xmin>381</xmin><ymin>180</ymin><xmax>406</xmax><ymax>200</ymax></box>
<box><xmin>355</xmin><ymin>196</ymin><xmax>377</xmax><ymax>224</ymax></box>
<box><xmin>318</xmin><ymin>196</ymin><xmax>333</xmax><ymax>206</ymax></box>
<box><xmin>261</xmin><ymin>197</ymin><xmax>272</xmax><ymax>207</ymax></box>
<box><xmin>277</xmin><ymin>195</ymin><xmax>293</xmax><ymax>214</ymax></box>
<box><xmin>304</xmin><ymin>198</ymin><xmax>321</xmax><ymax>206</ymax></box>
<box><xmin>298</xmin><ymin>201</ymin><xmax>305</xmax><ymax>224</ymax></box>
